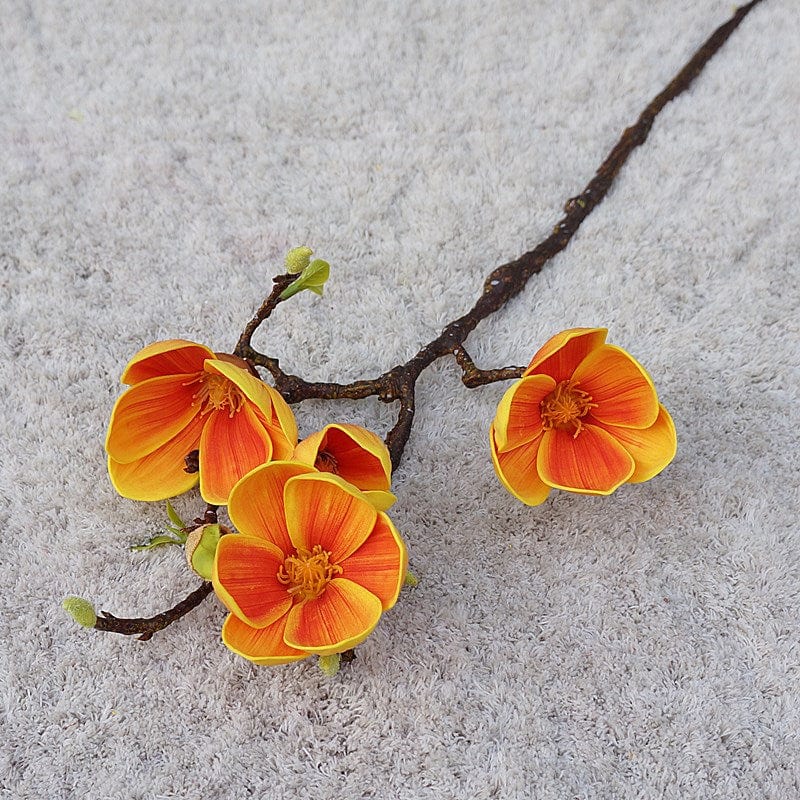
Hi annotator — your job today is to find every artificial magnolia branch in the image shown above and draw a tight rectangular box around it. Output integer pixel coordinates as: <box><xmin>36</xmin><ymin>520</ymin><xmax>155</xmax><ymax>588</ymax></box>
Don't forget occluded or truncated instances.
<box><xmin>65</xmin><ymin>0</ymin><xmax>762</xmax><ymax>653</ymax></box>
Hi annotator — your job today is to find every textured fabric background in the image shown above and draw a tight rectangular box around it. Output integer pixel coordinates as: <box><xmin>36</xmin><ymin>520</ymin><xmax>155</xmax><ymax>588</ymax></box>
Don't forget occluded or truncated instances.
<box><xmin>2</xmin><ymin>1</ymin><xmax>798</xmax><ymax>798</ymax></box>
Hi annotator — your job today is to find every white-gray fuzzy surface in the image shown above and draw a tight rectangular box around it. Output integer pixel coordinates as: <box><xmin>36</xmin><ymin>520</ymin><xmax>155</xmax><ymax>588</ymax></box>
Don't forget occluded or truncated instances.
<box><xmin>2</xmin><ymin>1</ymin><xmax>799</xmax><ymax>798</ymax></box>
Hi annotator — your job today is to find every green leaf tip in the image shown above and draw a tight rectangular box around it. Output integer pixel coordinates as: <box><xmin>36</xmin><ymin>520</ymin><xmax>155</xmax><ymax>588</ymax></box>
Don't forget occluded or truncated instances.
<box><xmin>318</xmin><ymin>653</ymin><xmax>341</xmax><ymax>677</ymax></box>
<box><xmin>62</xmin><ymin>596</ymin><xmax>97</xmax><ymax>628</ymax></box>
<box><xmin>130</xmin><ymin>532</ymin><xmax>185</xmax><ymax>552</ymax></box>
<box><xmin>279</xmin><ymin>258</ymin><xmax>331</xmax><ymax>300</ymax></box>
<box><xmin>285</xmin><ymin>246</ymin><xmax>314</xmax><ymax>275</ymax></box>
<box><xmin>165</xmin><ymin>500</ymin><xmax>186</xmax><ymax>530</ymax></box>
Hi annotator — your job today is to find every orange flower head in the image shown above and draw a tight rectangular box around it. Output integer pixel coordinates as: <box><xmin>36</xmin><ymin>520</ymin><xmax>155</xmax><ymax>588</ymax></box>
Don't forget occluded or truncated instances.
<box><xmin>105</xmin><ymin>339</ymin><xmax>298</xmax><ymax>505</ymax></box>
<box><xmin>293</xmin><ymin>423</ymin><xmax>396</xmax><ymax>511</ymax></box>
<box><xmin>212</xmin><ymin>462</ymin><xmax>408</xmax><ymax>665</ymax></box>
<box><xmin>490</xmin><ymin>328</ymin><xmax>677</xmax><ymax>505</ymax></box>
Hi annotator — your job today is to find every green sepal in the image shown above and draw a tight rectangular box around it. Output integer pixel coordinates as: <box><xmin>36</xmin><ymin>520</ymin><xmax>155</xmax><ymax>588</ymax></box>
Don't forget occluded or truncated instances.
<box><xmin>279</xmin><ymin>259</ymin><xmax>330</xmax><ymax>300</ymax></box>
<box><xmin>318</xmin><ymin>653</ymin><xmax>341</xmax><ymax>677</ymax></box>
<box><xmin>62</xmin><ymin>596</ymin><xmax>97</xmax><ymax>628</ymax></box>
<box><xmin>165</xmin><ymin>500</ymin><xmax>186</xmax><ymax>530</ymax></box>
<box><xmin>185</xmin><ymin>524</ymin><xmax>223</xmax><ymax>580</ymax></box>
<box><xmin>404</xmin><ymin>570</ymin><xmax>419</xmax><ymax>587</ymax></box>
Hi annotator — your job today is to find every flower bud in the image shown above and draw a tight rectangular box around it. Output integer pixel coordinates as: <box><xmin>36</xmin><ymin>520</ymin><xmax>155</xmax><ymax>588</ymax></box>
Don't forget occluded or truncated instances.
<box><xmin>285</xmin><ymin>246</ymin><xmax>314</xmax><ymax>275</ymax></box>
<box><xmin>62</xmin><ymin>596</ymin><xmax>98</xmax><ymax>628</ymax></box>
<box><xmin>185</xmin><ymin>523</ymin><xmax>228</xmax><ymax>580</ymax></box>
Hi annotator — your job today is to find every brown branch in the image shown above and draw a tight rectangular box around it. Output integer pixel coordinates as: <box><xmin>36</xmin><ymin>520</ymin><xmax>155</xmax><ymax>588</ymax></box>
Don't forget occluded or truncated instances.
<box><xmin>236</xmin><ymin>273</ymin><xmax>296</xmax><ymax>355</ymax></box>
<box><xmin>91</xmin><ymin>505</ymin><xmax>219</xmax><ymax>640</ymax></box>
<box><xmin>453</xmin><ymin>346</ymin><xmax>525</xmax><ymax>389</ymax></box>
<box><xmin>234</xmin><ymin>1</ymin><xmax>763</xmax><ymax>469</ymax></box>
<box><xmin>95</xmin><ymin>582</ymin><xmax>214</xmax><ymax>641</ymax></box>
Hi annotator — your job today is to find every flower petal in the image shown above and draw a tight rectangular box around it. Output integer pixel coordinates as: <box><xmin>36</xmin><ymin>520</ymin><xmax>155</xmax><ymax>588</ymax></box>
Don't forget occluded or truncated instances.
<box><xmin>362</xmin><ymin>490</ymin><xmax>397</xmax><ymax>512</ymax></box>
<box><xmin>212</xmin><ymin>535</ymin><xmax>291</xmax><ymax>628</ymax></box>
<box><xmin>250</xmin><ymin>404</ymin><xmax>296</xmax><ymax>461</ymax></box>
<box><xmin>524</xmin><ymin>328</ymin><xmax>607</xmax><ymax>382</ymax></box>
<box><xmin>221</xmin><ymin>613</ymin><xmax>307</xmax><ymax>666</ymax></box>
<box><xmin>105</xmin><ymin>374</ymin><xmax>201</xmax><ymax>463</ymax></box>
<box><xmin>198</xmin><ymin>405</ymin><xmax>273</xmax><ymax>505</ymax></box>
<box><xmin>283</xmin><ymin>578</ymin><xmax>383</xmax><ymax>656</ymax></box>
<box><xmin>121</xmin><ymin>340</ymin><xmax>215</xmax><ymax>385</ymax></box>
<box><xmin>572</xmin><ymin>344</ymin><xmax>659</xmax><ymax>429</ymax></box>
<box><xmin>489</xmin><ymin>424</ymin><xmax>551</xmax><ymax>506</ymax></box>
<box><xmin>228</xmin><ymin>461</ymin><xmax>316</xmax><ymax>553</ymax></box>
<box><xmin>107</xmin><ymin>412</ymin><xmax>205</xmax><ymax>501</ymax></box>
<box><xmin>493</xmin><ymin>374</ymin><xmax>556</xmax><ymax>453</ymax></box>
<box><xmin>294</xmin><ymin>424</ymin><xmax>392</xmax><ymax>491</ymax></box>
<box><xmin>283</xmin><ymin>473</ymin><xmax>377</xmax><ymax>563</ymax></box>
<box><xmin>204</xmin><ymin>359</ymin><xmax>298</xmax><ymax>447</ymax></box>
<box><xmin>340</xmin><ymin>513</ymin><xmax>407</xmax><ymax>611</ymax></box>
<box><xmin>598</xmin><ymin>404</ymin><xmax>677</xmax><ymax>483</ymax></box>
<box><xmin>537</xmin><ymin>425</ymin><xmax>634</xmax><ymax>495</ymax></box>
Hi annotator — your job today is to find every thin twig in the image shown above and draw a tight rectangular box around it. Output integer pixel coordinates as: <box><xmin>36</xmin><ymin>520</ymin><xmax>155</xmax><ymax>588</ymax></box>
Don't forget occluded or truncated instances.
<box><xmin>92</xmin><ymin>505</ymin><xmax>219</xmax><ymax>640</ymax></box>
<box><xmin>95</xmin><ymin>583</ymin><xmax>214</xmax><ymax>641</ymax></box>
<box><xmin>453</xmin><ymin>347</ymin><xmax>525</xmax><ymax>389</ymax></box>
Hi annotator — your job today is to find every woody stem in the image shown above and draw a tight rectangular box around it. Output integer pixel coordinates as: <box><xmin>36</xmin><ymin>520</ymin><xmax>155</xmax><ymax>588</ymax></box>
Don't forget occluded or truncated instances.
<box><xmin>239</xmin><ymin>1</ymin><xmax>764</xmax><ymax>471</ymax></box>
<box><xmin>91</xmin><ymin>505</ymin><xmax>218</xmax><ymax>640</ymax></box>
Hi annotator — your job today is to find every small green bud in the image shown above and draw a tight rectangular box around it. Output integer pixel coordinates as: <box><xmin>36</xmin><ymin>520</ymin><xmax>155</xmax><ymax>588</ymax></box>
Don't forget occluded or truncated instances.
<box><xmin>62</xmin><ymin>596</ymin><xmax>97</xmax><ymax>628</ymax></box>
<box><xmin>404</xmin><ymin>570</ymin><xmax>419</xmax><ymax>588</ymax></box>
<box><xmin>279</xmin><ymin>258</ymin><xmax>331</xmax><ymax>300</ymax></box>
<box><xmin>185</xmin><ymin>523</ymin><xmax>226</xmax><ymax>580</ymax></box>
<box><xmin>318</xmin><ymin>653</ymin><xmax>341</xmax><ymax>677</ymax></box>
<box><xmin>285</xmin><ymin>246</ymin><xmax>314</xmax><ymax>275</ymax></box>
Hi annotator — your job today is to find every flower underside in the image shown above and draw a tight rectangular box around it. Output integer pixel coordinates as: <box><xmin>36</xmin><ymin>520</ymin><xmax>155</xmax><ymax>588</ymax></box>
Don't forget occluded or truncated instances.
<box><xmin>277</xmin><ymin>545</ymin><xmax>342</xmax><ymax>601</ymax></box>
<box><xmin>540</xmin><ymin>379</ymin><xmax>597</xmax><ymax>438</ymax></box>
<box><xmin>186</xmin><ymin>372</ymin><xmax>245</xmax><ymax>417</ymax></box>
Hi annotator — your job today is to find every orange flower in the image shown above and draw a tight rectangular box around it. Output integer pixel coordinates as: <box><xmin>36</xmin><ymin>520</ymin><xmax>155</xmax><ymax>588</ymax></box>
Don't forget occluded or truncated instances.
<box><xmin>293</xmin><ymin>423</ymin><xmax>395</xmax><ymax>510</ymax></box>
<box><xmin>213</xmin><ymin>462</ymin><xmax>407</xmax><ymax>665</ymax></box>
<box><xmin>490</xmin><ymin>328</ymin><xmax>676</xmax><ymax>505</ymax></box>
<box><xmin>106</xmin><ymin>340</ymin><xmax>298</xmax><ymax>505</ymax></box>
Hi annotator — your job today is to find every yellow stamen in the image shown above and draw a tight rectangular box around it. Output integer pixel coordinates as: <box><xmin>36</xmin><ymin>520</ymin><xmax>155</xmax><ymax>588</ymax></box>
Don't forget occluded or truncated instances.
<box><xmin>277</xmin><ymin>545</ymin><xmax>342</xmax><ymax>601</ymax></box>
<box><xmin>540</xmin><ymin>379</ymin><xmax>597</xmax><ymax>438</ymax></box>
<box><xmin>185</xmin><ymin>372</ymin><xmax>245</xmax><ymax>418</ymax></box>
<box><xmin>314</xmin><ymin>450</ymin><xmax>339</xmax><ymax>474</ymax></box>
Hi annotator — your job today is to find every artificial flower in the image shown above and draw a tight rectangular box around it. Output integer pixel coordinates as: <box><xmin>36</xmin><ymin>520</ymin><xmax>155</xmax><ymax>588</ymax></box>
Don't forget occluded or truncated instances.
<box><xmin>106</xmin><ymin>339</ymin><xmax>297</xmax><ymax>505</ymax></box>
<box><xmin>213</xmin><ymin>461</ymin><xmax>407</xmax><ymax>665</ymax></box>
<box><xmin>293</xmin><ymin>422</ymin><xmax>396</xmax><ymax>510</ymax></box>
<box><xmin>490</xmin><ymin>327</ymin><xmax>676</xmax><ymax>505</ymax></box>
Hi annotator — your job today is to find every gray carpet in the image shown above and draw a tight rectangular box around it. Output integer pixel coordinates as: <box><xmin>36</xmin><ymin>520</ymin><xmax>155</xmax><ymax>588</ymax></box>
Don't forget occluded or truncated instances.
<box><xmin>2</xmin><ymin>1</ymin><xmax>799</xmax><ymax>797</ymax></box>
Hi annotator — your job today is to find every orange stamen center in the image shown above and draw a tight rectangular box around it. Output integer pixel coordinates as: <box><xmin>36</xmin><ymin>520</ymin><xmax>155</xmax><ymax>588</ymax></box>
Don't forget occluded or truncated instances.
<box><xmin>314</xmin><ymin>450</ymin><xmax>339</xmax><ymax>474</ymax></box>
<box><xmin>277</xmin><ymin>545</ymin><xmax>342</xmax><ymax>601</ymax></box>
<box><xmin>186</xmin><ymin>372</ymin><xmax>245</xmax><ymax>417</ymax></box>
<box><xmin>540</xmin><ymin>379</ymin><xmax>597</xmax><ymax>438</ymax></box>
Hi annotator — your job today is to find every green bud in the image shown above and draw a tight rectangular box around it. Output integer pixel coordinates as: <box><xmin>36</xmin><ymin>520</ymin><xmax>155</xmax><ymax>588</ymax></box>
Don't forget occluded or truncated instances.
<box><xmin>318</xmin><ymin>653</ymin><xmax>341</xmax><ymax>677</ymax></box>
<box><xmin>62</xmin><ymin>596</ymin><xmax>97</xmax><ymax>628</ymax></box>
<box><xmin>279</xmin><ymin>258</ymin><xmax>331</xmax><ymax>300</ymax></box>
<box><xmin>404</xmin><ymin>570</ymin><xmax>419</xmax><ymax>588</ymax></box>
<box><xmin>185</xmin><ymin>523</ymin><xmax>225</xmax><ymax>580</ymax></box>
<box><xmin>285</xmin><ymin>246</ymin><xmax>314</xmax><ymax>275</ymax></box>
